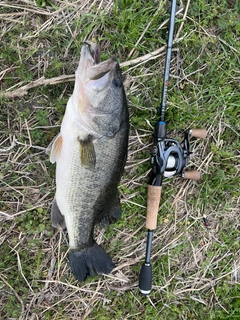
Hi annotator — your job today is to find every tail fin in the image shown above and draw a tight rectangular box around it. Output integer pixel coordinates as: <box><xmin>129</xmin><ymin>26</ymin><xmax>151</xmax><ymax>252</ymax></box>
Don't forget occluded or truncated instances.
<box><xmin>68</xmin><ymin>244</ymin><xmax>115</xmax><ymax>282</ymax></box>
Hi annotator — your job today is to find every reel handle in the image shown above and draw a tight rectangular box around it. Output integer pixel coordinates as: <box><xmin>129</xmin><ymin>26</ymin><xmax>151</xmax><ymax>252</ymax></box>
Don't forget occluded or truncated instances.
<box><xmin>190</xmin><ymin>129</ymin><xmax>207</xmax><ymax>139</ymax></box>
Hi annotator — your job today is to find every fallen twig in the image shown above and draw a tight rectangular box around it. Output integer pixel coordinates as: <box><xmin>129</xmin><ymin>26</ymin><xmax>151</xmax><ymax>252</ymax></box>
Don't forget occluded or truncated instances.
<box><xmin>0</xmin><ymin>1</ymin><xmax>190</xmax><ymax>99</ymax></box>
<box><xmin>0</xmin><ymin>75</ymin><xmax>75</xmax><ymax>98</ymax></box>
<box><xmin>0</xmin><ymin>46</ymin><xmax>168</xmax><ymax>98</ymax></box>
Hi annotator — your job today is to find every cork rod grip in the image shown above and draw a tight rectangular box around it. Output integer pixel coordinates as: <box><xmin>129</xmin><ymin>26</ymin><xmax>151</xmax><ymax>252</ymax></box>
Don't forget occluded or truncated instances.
<box><xmin>191</xmin><ymin>129</ymin><xmax>207</xmax><ymax>139</ymax></box>
<box><xmin>146</xmin><ymin>185</ymin><xmax>162</xmax><ymax>230</ymax></box>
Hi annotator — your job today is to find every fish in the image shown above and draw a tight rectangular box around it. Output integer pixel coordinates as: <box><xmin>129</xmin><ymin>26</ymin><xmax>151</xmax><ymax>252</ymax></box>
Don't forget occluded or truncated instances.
<box><xmin>48</xmin><ymin>40</ymin><xmax>129</xmax><ymax>282</ymax></box>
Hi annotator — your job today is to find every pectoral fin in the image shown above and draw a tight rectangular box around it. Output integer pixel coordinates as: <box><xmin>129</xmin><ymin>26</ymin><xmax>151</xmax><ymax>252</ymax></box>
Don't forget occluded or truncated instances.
<box><xmin>47</xmin><ymin>133</ymin><xmax>63</xmax><ymax>164</ymax></box>
<box><xmin>78</xmin><ymin>135</ymin><xmax>96</xmax><ymax>170</ymax></box>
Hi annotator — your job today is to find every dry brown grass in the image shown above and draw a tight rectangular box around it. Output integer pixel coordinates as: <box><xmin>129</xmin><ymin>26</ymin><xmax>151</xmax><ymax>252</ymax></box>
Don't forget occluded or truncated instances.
<box><xmin>0</xmin><ymin>0</ymin><xmax>239</xmax><ymax>319</ymax></box>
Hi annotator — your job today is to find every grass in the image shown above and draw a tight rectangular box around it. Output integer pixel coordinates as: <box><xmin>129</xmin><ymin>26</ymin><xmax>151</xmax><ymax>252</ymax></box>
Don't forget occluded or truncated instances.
<box><xmin>0</xmin><ymin>0</ymin><xmax>239</xmax><ymax>319</ymax></box>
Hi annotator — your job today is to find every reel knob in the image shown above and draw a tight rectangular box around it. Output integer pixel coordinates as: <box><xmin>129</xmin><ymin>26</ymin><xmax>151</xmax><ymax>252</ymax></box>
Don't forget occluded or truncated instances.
<box><xmin>183</xmin><ymin>170</ymin><xmax>201</xmax><ymax>180</ymax></box>
<box><xmin>190</xmin><ymin>129</ymin><xmax>207</xmax><ymax>139</ymax></box>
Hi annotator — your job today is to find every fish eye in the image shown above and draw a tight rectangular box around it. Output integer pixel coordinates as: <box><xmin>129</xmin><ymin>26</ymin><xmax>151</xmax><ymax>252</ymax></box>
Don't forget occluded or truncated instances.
<box><xmin>113</xmin><ymin>78</ymin><xmax>122</xmax><ymax>88</ymax></box>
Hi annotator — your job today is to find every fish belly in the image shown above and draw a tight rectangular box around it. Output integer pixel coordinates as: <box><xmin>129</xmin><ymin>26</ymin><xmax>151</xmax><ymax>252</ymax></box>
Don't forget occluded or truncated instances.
<box><xmin>54</xmin><ymin>110</ymin><xmax>126</xmax><ymax>251</ymax></box>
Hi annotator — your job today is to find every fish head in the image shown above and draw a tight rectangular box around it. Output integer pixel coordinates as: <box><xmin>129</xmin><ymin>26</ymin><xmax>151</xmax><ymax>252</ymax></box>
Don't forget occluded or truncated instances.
<box><xmin>73</xmin><ymin>41</ymin><xmax>128</xmax><ymax>137</ymax></box>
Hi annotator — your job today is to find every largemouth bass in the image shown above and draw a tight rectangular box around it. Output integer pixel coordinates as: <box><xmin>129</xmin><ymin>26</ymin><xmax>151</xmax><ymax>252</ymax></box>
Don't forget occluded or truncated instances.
<box><xmin>49</xmin><ymin>40</ymin><xmax>129</xmax><ymax>282</ymax></box>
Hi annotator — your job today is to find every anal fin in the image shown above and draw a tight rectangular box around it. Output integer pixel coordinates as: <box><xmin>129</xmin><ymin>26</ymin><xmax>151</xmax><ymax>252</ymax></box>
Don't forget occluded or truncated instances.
<box><xmin>51</xmin><ymin>198</ymin><xmax>65</xmax><ymax>229</ymax></box>
<box><xmin>97</xmin><ymin>190</ymin><xmax>122</xmax><ymax>228</ymax></box>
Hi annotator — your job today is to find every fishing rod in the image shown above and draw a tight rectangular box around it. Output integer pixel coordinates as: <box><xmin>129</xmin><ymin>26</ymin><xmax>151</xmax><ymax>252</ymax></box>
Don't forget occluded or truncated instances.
<box><xmin>139</xmin><ymin>0</ymin><xmax>207</xmax><ymax>295</ymax></box>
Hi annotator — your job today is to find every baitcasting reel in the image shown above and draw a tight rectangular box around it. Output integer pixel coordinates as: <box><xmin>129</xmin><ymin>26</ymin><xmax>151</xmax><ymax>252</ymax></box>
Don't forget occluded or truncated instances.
<box><xmin>150</xmin><ymin>121</ymin><xmax>207</xmax><ymax>182</ymax></box>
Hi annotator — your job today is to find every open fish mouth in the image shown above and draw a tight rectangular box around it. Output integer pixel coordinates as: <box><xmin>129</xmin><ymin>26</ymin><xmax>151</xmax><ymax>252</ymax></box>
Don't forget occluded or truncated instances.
<box><xmin>83</xmin><ymin>39</ymin><xmax>100</xmax><ymax>65</ymax></box>
<box><xmin>81</xmin><ymin>40</ymin><xmax>117</xmax><ymax>81</ymax></box>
